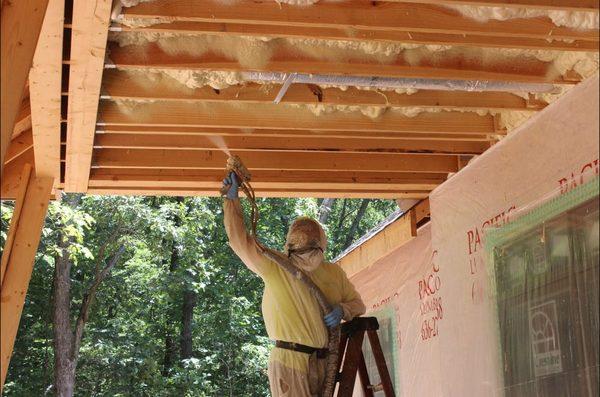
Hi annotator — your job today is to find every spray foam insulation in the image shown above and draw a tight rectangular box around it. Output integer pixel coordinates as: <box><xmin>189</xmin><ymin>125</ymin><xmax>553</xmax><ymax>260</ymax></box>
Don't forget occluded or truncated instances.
<box><xmin>109</xmin><ymin>32</ymin><xmax>599</xmax><ymax>83</ymax></box>
<box><xmin>117</xmin><ymin>0</ymin><xmax>599</xmax><ymax>31</ymax></box>
<box><xmin>110</xmin><ymin>1</ymin><xmax>599</xmax><ymax>133</ymax></box>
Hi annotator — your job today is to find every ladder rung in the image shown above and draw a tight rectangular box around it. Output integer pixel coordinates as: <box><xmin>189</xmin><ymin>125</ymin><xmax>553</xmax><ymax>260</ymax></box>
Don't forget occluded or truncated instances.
<box><xmin>367</xmin><ymin>383</ymin><xmax>384</xmax><ymax>392</ymax></box>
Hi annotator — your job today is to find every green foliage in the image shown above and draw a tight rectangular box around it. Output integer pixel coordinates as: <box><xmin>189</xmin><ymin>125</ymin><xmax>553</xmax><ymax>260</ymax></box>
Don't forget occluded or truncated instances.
<box><xmin>3</xmin><ymin>195</ymin><xmax>396</xmax><ymax>396</ymax></box>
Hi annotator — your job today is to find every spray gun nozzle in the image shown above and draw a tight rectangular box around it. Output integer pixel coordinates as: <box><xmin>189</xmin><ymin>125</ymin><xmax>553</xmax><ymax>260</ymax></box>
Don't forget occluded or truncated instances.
<box><xmin>220</xmin><ymin>155</ymin><xmax>252</xmax><ymax>196</ymax></box>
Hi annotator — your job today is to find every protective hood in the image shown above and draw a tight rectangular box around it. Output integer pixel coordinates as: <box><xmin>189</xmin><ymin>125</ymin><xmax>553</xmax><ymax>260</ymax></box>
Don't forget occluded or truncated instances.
<box><xmin>285</xmin><ymin>217</ymin><xmax>328</xmax><ymax>272</ymax></box>
<box><xmin>284</xmin><ymin>217</ymin><xmax>327</xmax><ymax>254</ymax></box>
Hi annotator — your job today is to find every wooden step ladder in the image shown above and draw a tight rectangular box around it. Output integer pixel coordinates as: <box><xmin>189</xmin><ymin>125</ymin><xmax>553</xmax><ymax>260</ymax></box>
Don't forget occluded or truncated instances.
<box><xmin>334</xmin><ymin>317</ymin><xmax>396</xmax><ymax>397</ymax></box>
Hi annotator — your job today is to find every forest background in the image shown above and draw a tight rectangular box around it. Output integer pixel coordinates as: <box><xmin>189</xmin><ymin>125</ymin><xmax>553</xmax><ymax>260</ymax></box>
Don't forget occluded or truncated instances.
<box><xmin>0</xmin><ymin>195</ymin><xmax>398</xmax><ymax>396</ymax></box>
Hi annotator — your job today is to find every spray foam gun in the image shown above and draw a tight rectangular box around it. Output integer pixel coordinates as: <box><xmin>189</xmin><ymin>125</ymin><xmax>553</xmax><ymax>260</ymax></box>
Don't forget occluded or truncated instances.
<box><xmin>220</xmin><ymin>155</ymin><xmax>262</xmax><ymax>244</ymax></box>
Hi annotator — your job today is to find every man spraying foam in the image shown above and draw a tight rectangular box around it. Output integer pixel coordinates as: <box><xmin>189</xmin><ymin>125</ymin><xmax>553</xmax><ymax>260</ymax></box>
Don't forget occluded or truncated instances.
<box><xmin>222</xmin><ymin>171</ymin><xmax>366</xmax><ymax>397</ymax></box>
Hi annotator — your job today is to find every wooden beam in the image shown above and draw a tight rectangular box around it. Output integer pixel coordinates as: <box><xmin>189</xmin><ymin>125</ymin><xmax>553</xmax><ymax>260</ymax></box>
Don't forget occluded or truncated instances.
<box><xmin>112</xmin><ymin>21</ymin><xmax>599</xmax><ymax>52</ymax></box>
<box><xmin>98</xmin><ymin>125</ymin><xmax>498</xmax><ymax>141</ymax></box>
<box><xmin>101</xmin><ymin>69</ymin><xmax>548</xmax><ymax>111</ymax></box>
<box><xmin>338</xmin><ymin>210</ymin><xmax>417</xmax><ymax>277</ymax></box>
<box><xmin>0</xmin><ymin>164</ymin><xmax>32</xmax><ymax>285</ymax></box>
<box><xmin>121</xmin><ymin>1</ymin><xmax>598</xmax><ymax>42</ymax></box>
<box><xmin>1</xmin><ymin>0</ymin><xmax>49</xmax><ymax>176</ymax></box>
<box><xmin>86</xmin><ymin>186</ymin><xmax>431</xmax><ymax>199</ymax></box>
<box><xmin>92</xmin><ymin>148</ymin><xmax>460</xmax><ymax>173</ymax></box>
<box><xmin>98</xmin><ymin>100</ymin><xmax>497</xmax><ymax>134</ymax></box>
<box><xmin>0</xmin><ymin>169</ymin><xmax>53</xmax><ymax>390</ymax></box>
<box><xmin>413</xmin><ymin>198</ymin><xmax>431</xmax><ymax>226</ymax></box>
<box><xmin>386</xmin><ymin>0</ymin><xmax>599</xmax><ymax>11</ymax></box>
<box><xmin>12</xmin><ymin>99</ymin><xmax>31</xmax><ymax>140</ymax></box>
<box><xmin>29</xmin><ymin>0</ymin><xmax>64</xmax><ymax>179</ymax></box>
<box><xmin>93</xmin><ymin>133</ymin><xmax>491</xmax><ymax>155</ymax></box>
<box><xmin>1</xmin><ymin>149</ymin><xmax>35</xmax><ymax>200</ymax></box>
<box><xmin>107</xmin><ymin>42</ymin><xmax>575</xmax><ymax>84</ymax></box>
<box><xmin>4</xmin><ymin>130</ymin><xmax>34</xmax><ymax>165</ymax></box>
<box><xmin>65</xmin><ymin>0</ymin><xmax>112</xmax><ymax>192</ymax></box>
<box><xmin>89</xmin><ymin>168</ymin><xmax>446</xmax><ymax>190</ymax></box>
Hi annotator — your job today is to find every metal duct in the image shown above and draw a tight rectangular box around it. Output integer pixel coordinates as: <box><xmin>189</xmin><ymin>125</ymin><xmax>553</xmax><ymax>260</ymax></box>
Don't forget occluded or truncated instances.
<box><xmin>241</xmin><ymin>71</ymin><xmax>557</xmax><ymax>103</ymax></box>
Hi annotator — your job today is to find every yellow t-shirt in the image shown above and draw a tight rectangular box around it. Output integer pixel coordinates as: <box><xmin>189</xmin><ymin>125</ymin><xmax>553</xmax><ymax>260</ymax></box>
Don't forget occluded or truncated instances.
<box><xmin>224</xmin><ymin>199</ymin><xmax>366</xmax><ymax>373</ymax></box>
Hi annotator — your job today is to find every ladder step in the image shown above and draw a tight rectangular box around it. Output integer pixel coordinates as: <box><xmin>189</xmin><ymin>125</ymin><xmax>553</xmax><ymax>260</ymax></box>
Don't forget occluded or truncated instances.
<box><xmin>368</xmin><ymin>383</ymin><xmax>384</xmax><ymax>392</ymax></box>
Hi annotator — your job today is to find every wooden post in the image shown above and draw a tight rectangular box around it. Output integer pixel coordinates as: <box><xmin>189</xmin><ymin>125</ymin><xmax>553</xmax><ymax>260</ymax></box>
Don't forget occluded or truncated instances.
<box><xmin>0</xmin><ymin>165</ymin><xmax>53</xmax><ymax>390</ymax></box>
<box><xmin>1</xmin><ymin>0</ymin><xmax>50</xmax><ymax>176</ymax></box>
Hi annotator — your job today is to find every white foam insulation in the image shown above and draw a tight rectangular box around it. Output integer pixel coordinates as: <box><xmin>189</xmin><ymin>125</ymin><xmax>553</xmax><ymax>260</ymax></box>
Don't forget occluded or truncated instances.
<box><xmin>109</xmin><ymin>1</ymin><xmax>599</xmax><ymax>135</ymax></box>
<box><xmin>116</xmin><ymin>0</ymin><xmax>599</xmax><ymax>30</ymax></box>
<box><xmin>445</xmin><ymin>5</ymin><xmax>599</xmax><ymax>31</ymax></box>
<box><xmin>108</xmin><ymin>32</ymin><xmax>599</xmax><ymax>82</ymax></box>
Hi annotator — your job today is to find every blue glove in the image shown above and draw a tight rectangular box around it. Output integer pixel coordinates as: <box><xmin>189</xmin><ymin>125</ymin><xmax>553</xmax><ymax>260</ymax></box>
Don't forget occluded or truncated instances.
<box><xmin>222</xmin><ymin>171</ymin><xmax>239</xmax><ymax>200</ymax></box>
<box><xmin>324</xmin><ymin>305</ymin><xmax>344</xmax><ymax>328</ymax></box>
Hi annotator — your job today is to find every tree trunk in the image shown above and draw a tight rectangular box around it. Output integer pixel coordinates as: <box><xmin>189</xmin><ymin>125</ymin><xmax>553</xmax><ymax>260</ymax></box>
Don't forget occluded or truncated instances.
<box><xmin>318</xmin><ymin>198</ymin><xmax>336</xmax><ymax>224</ymax></box>
<box><xmin>343</xmin><ymin>199</ymin><xmax>371</xmax><ymax>248</ymax></box>
<box><xmin>180</xmin><ymin>289</ymin><xmax>197</xmax><ymax>359</ymax></box>
<box><xmin>162</xmin><ymin>243</ymin><xmax>179</xmax><ymax>375</ymax></box>
<box><xmin>163</xmin><ymin>198</ymin><xmax>184</xmax><ymax>373</ymax></box>
<box><xmin>52</xmin><ymin>194</ymin><xmax>124</xmax><ymax>396</ymax></box>
<box><xmin>53</xmin><ymin>233</ymin><xmax>76</xmax><ymax>397</ymax></box>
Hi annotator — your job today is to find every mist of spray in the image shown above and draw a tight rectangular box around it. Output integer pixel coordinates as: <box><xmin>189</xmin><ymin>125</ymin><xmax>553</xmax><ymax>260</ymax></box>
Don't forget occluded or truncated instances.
<box><xmin>207</xmin><ymin>135</ymin><xmax>231</xmax><ymax>157</ymax></box>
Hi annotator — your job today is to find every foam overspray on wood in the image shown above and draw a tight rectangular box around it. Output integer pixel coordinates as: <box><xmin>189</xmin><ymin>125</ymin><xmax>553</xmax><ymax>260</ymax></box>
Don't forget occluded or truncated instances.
<box><xmin>116</xmin><ymin>0</ymin><xmax>599</xmax><ymax>31</ymax></box>
<box><xmin>107</xmin><ymin>2</ymin><xmax>599</xmax><ymax>136</ymax></box>
<box><xmin>108</xmin><ymin>32</ymin><xmax>599</xmax><ymax>83</ymax></box>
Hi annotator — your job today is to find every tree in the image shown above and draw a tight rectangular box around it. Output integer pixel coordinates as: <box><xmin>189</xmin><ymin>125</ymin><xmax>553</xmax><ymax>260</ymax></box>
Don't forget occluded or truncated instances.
<box><xmin>2</xmin><ymin>196</ymin><xmax>398</xmax><ymax>396</ymax></box>
<box><xmin>47</xmin><ymin>195</ymin><xmax>151</xmax><ymax>396</ymax></box>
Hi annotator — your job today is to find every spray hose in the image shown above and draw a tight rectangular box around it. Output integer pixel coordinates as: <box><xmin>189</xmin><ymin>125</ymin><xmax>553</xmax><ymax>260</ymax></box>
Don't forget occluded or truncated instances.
<box><xmin>222</xmin><ymin>155</ymin><xmax>340</xmax><ymax>397</ymax></box>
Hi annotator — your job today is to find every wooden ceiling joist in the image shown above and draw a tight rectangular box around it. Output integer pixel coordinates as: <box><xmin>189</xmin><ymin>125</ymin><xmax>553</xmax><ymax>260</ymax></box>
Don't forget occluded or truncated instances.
<box><xmin>121</xmin><ymin>1</ymin><xmax>599</xmax><ymax>42</ymax></box>
<box><xmin>89</xmin><ymin>168</ymin><xmax>446</xmax><ymax>191</ymax></box>
<box><xmin>29</xmin><ymin>0</ymin><xmax>64</xmax><ymax>179</ymax></box>
<box><xmin>92</xmin><ymin>148</ymin><xmax>460</xmax><ymax>173</ymax></box>
<box><xmin>112</xmin><ymin>21</ymin><xmax>599</xmax><ymax>52</ymax></box>
<box><xmin>107</xmin><ymin>43</ymin><xmax>577</xmax><ymax>85</ymax></box>
<box><xmin>85</xmin><ymin>186</ymin><xmax>432</xmax><ymax>199</ymax></box>
<box><xmin>387</xmin><ymin>0</ymin><xmax>599</xmax><ymax>11</ymax></box>
<box><xmin>92</xmin><ymin>133</ymin><xmax>490</xmax><ymax>155</ymax></box>
<box><xmin>101</xmin><ymin>70</ymin><xmax>547</xmax><ymax>111</ymax></box>
<box><xmin>97</xmin><ymin>100</ymin><xmax>497</xmax><ymax>134</ymax></box>
<box><xmin>64</xmin><ymin>0</ymin><xmax>112</xmax><ymax>192</ymax></box>
<box><xmin>1</xmin><ymin>0</ymin><xmax>49</xmax><ymax>176</ymax></box>
<box><xmin>98</xmin><ymin>126</ymin><xmax>496</xmax><ymax>141</ymax></box>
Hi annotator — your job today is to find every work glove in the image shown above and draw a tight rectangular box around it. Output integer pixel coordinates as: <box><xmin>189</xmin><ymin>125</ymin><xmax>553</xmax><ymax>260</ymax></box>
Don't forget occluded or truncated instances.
<box><xmin>324</xmin><ymin>305</ymin><xmax>344</xmax><ymax>328</ymax></box>
<box><xmin>222</xmin><ymin>171</ymin><xmax>239</xmax><ymax>200</ymax></box>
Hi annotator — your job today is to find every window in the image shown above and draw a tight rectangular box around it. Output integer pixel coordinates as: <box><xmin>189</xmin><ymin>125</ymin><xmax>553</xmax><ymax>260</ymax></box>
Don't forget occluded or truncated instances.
<box><xmin>490</xmin><ymin>189</ymin><xmax>599</xmax><ymax>396</ymax></box>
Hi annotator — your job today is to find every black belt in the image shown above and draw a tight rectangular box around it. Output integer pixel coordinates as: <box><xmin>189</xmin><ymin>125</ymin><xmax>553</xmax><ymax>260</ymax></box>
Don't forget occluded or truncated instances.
<box><xmin>275</xmin><ymin>341</ymin><xmax>329</xmax><ymax>358</ymax></box>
